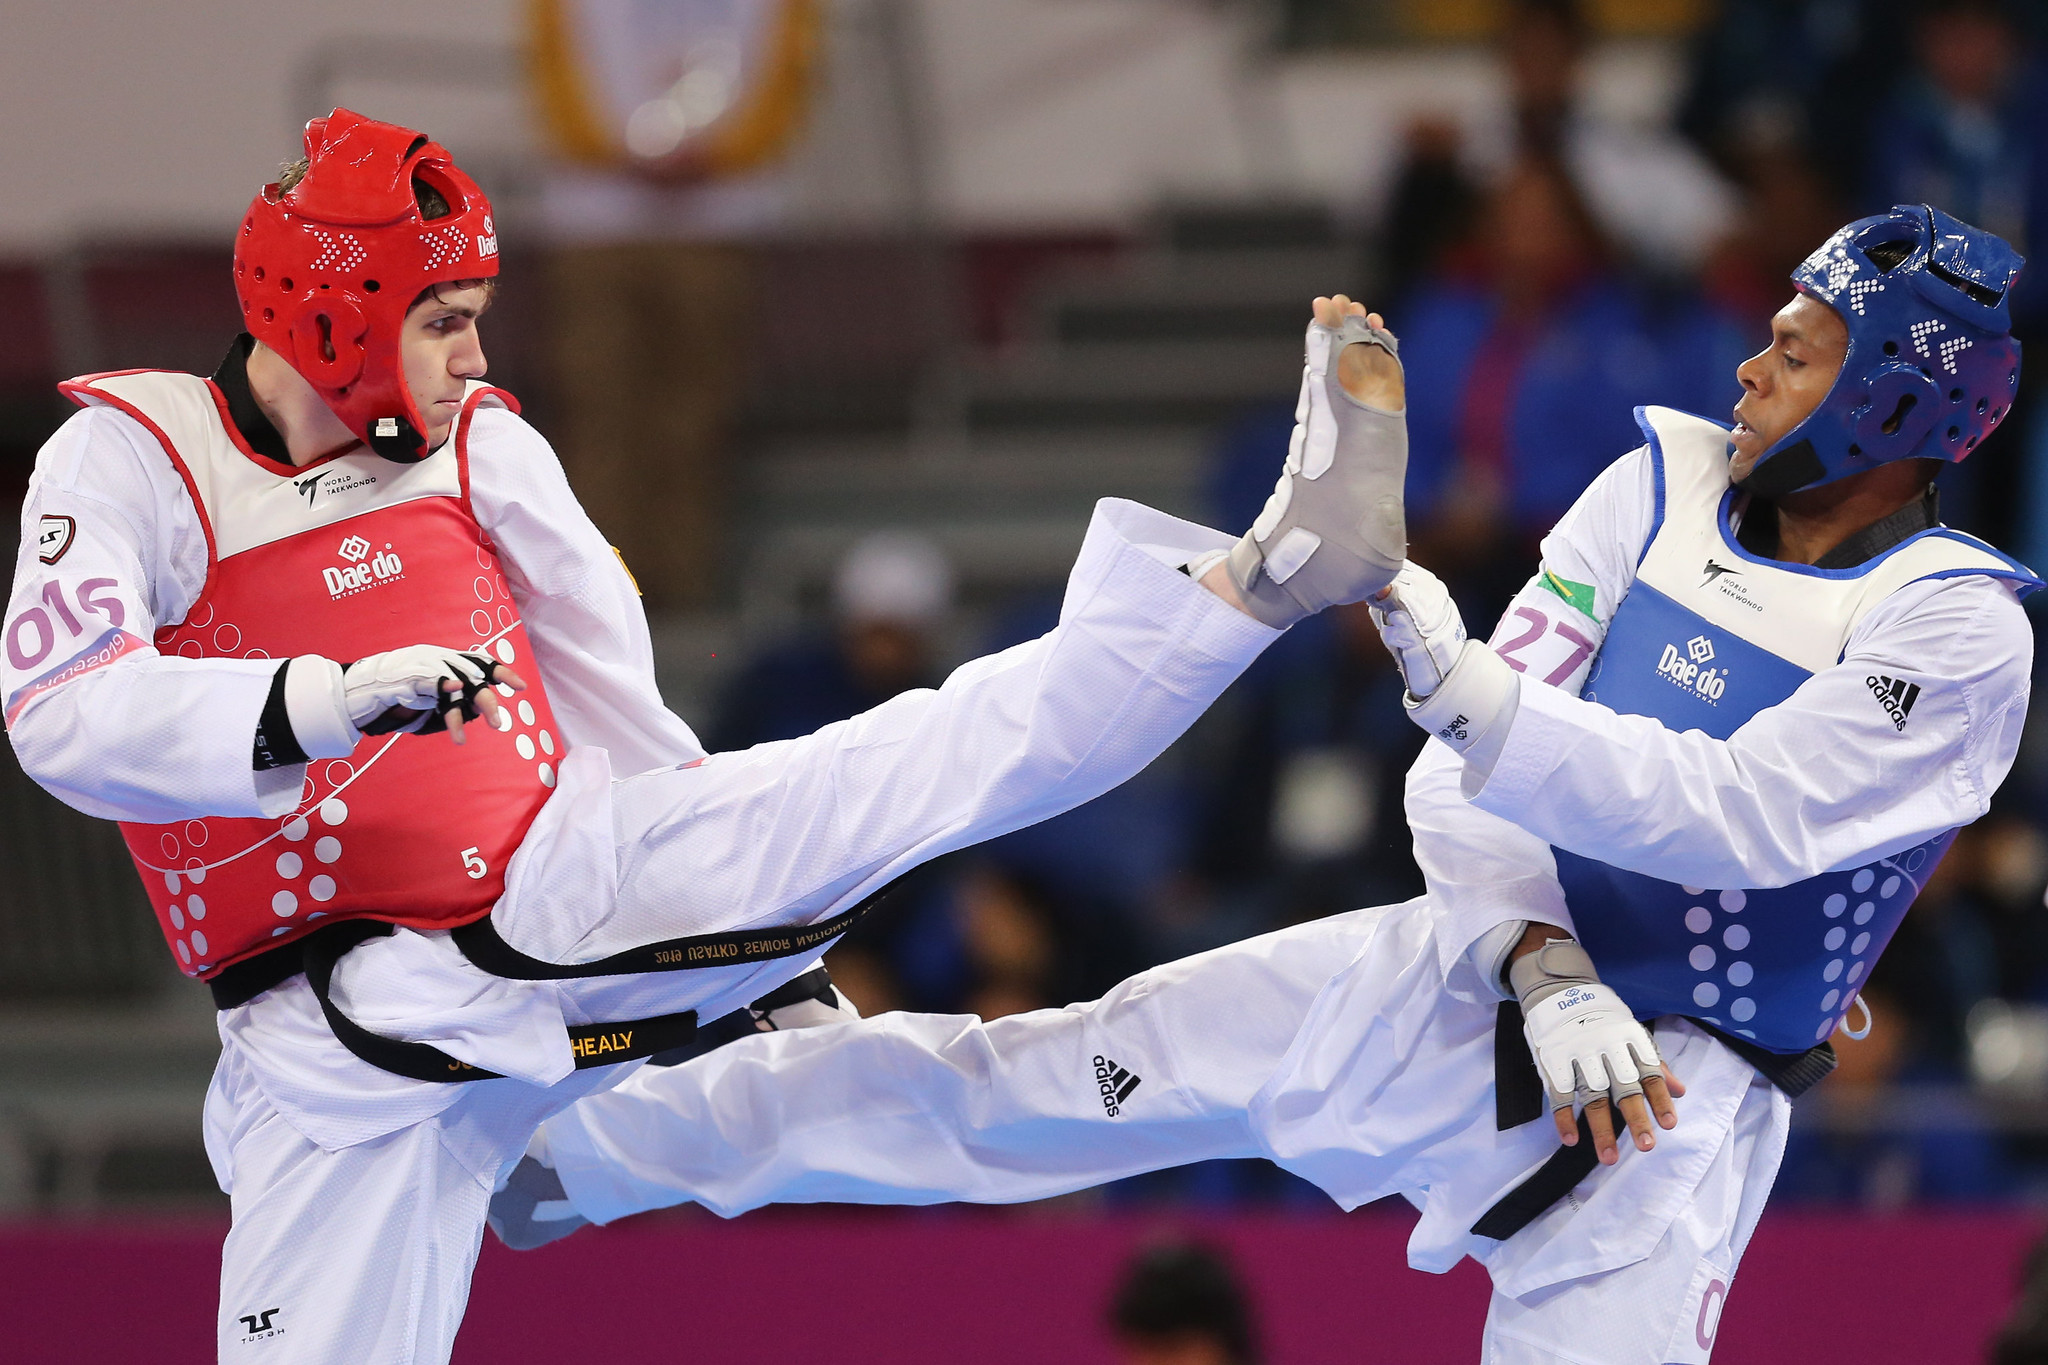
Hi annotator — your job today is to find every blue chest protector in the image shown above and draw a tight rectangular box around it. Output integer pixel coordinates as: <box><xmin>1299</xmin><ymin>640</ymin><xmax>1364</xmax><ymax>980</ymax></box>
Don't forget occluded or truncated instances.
<box><xmin>1552</xmin><ymin>408</ymin><xmax>2039</xmax><ymax>1054</ymax></box>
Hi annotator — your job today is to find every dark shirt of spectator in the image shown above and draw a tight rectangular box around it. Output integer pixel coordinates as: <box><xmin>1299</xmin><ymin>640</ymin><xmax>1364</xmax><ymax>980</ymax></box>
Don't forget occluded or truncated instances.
<box><xmin>707</xmin><ymin>532</ymin><xmax>951</xmax><ymax>751</ymax></box>
<box><xmin>1774</xmin><ymin>980</ymin><xmax>2018</xmax><ymax>1206</ymax></box>
<box><xmin>1866</xmin><ymin>0</ymin><xmax>2047</xmax><ymax>337</ymax></box>
<box><xmin>1677</xmin><ymin>0</ymin><xmax>1916</xmax><ymax>202</ymax></box>
<box><xmin>1395</xmin><ymin>157</ymin><xmax>1747</xmax><ymax>623</ymax></box>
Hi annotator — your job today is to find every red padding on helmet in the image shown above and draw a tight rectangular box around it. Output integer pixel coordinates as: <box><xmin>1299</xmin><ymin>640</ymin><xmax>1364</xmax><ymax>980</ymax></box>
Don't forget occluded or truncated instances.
<box><xmin>233</xmin><ymin>107</ymin><xmax>500</xmax><ymax>461</ymax></box>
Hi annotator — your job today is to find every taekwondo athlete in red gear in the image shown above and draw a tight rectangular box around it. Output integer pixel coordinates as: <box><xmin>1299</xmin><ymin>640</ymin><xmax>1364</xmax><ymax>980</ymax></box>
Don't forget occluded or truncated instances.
<box><xmin>1</xmin><ymin>109</ymin><xmax>1413</xmax><ymax>1364</ymax></box>
<box><xmin>507</xmin><ymin>206</ymin><xmax>2036</xmax><ymax>1365</ymax></box>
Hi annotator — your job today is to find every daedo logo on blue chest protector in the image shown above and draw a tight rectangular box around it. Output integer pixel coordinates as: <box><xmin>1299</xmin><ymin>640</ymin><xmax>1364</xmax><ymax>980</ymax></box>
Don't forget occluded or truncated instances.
<box><xmin>1654</xmin><ymin>634</ymin><xmax>1728</xmax><ymax>703</ymax></box>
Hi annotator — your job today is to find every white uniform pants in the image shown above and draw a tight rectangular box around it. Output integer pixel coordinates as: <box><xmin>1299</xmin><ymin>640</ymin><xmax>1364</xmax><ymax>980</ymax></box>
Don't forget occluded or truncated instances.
<box><xmin>207</xmin><ymin>500</ymin><xmax>1276</xmax><ymax>1364</ymax></box>
<box><xmin>543</xmin><ymin>899</ymin><xmax>1790</xmax><ymax>1365</ymax></box>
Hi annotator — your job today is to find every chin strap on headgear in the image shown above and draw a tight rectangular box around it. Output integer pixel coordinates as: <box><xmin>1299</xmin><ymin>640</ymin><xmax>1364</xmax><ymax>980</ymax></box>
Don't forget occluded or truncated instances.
<box><xmin>233</xmin><ymin>107</ymin><xmax>500</xmax><ymax>462</ymax></box>
<box><xmin>1741</xmin><ymin>204</ymin><xmax>2024</xmax><ymax>499</ymax></box>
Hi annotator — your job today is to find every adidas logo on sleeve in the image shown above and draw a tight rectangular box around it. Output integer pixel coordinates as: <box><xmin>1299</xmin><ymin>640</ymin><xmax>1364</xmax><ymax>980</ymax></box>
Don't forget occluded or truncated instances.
<box><xmin>1865</xmin><ymin>674</ymin><xmax>1922</xmax><ymax>731</ymax></box>
<box><xmin>1092</xmin><ymin>1055</ymin><xmax>1142</xmax><ymax>1117</ymax></box>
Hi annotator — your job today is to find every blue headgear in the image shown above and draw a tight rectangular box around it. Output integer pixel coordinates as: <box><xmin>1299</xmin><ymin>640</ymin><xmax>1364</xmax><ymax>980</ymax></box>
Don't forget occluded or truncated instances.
<box><xmin>1741</xmin><ymin>204</ymin><xmax>2025</xmax><ymax>499</ymax></box>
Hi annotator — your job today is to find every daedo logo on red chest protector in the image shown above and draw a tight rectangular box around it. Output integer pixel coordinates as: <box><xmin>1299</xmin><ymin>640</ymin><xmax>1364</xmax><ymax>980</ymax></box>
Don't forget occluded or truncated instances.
<box><xmin>321</xmin><ymin>532</ymin><xmax>405</xmax><ymax>598</ymax></box>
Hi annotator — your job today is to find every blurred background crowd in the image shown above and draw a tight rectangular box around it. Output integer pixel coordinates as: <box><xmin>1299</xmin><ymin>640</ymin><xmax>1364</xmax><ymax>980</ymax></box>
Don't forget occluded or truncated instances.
<box><xmin>5</xmin><ymin>0</ymin><xmax>2048</xmax><ymax>1235</ymax></box>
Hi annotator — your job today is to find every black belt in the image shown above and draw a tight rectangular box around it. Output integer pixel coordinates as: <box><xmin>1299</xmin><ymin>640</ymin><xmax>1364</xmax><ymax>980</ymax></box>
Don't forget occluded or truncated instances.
<box><xmin>206</xmin><ymin>885</ymin><xmax>889</xmax><ymax>1084</ymax></box>
<box><xmin>1472</xmin><ymin>1001</ymin><xmax>1836</xmax><ymax>1241</ymax></box>
<box><xmin>448</xmin><ymin>884</ymin><xmax>888</xmax><ymax>979</ymax></box>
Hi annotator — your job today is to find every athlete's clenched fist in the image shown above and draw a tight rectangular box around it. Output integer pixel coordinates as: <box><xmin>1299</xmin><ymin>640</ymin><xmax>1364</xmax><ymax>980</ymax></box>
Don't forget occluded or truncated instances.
<box><xmin>340</xmin><ymin>644</ymin><xmax>526</xmax><ymax>743</ymax></box>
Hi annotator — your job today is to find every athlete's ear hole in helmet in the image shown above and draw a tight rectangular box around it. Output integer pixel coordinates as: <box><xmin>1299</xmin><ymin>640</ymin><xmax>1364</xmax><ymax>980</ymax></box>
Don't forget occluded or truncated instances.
<box><xmin>412</xmin><ymin>173</ymin><xmax>453</xmax><ymax>221</ymax></box>
<box><xmin>315</xmin><ymin>313</ymin><xmax>336</xmax><ymax>363</ymax></box>
<box><xmin>1880</xmin><ymin>393</ymin><xmax>1918</xmax><ymax>436</ymax></box>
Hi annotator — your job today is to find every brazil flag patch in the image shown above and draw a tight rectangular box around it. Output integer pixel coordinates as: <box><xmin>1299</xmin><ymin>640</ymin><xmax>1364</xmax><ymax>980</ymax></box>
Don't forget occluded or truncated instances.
<box><xmin>1540</xmin><ymin>568</ymin><xmax>1597</xmax><ymax>621</ymax></box>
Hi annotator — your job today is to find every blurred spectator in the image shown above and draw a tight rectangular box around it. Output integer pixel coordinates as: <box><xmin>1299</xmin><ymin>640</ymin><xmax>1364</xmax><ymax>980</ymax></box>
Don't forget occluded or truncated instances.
<box><xmin>1381</xmin><ymin>0</ymin><xmax>1737</xmax><ymax>287</ymax></box>
<box><xmin>1992</xmin><ymin>1226</ymin><xmax>2048</xmax><ymax>1365</ymax></box>
<box><xmin>1678</xmin><ymin>0</ymin><xmax>1915</xmax><ymax>204</ymax></box>
<box><xmin>1107</xmin><ymin>1241</ymin><xmax>1260</xmax><ymax>1365</ymax></box>
<box><xmin>708</xmin><ymin>532</ymin><xmax>951</xmax><ymax>750</ymax></box>
<box><xmin>1394</xmin><ymin>156</ymin><xmax>1744</xmax><ymax>623</ymax></box>
<box><xmin>1379</xmin><ymin>119</ymin><xmax>1486</xmax><ymax>307</ymax></box>
<box><xmin>1775</xmin><ymin>977</ymin><xmax>2018</xmax><ymax>1206</ymax></box>
<box><xmin>1973</xmin><ymin>818</ymin><xmax>2048</xmax><ymax>1003</ymax></box>
<box><xmin>955</xmin><ymin>864</ymin><xmax>1058</xmax><ymax>1019</ymax></box>
<box><xmin>1865</xmin><ymin>0</ymin><xmax>2047</xmax><ymax>549</ymax></box>
<box><xmin>528</xmin><ymin>0</ymin><xmax>822</xmax><ymax>608</ymax></box>
<box><xmin>1368</xmin><ymin>1</ymin><xmax>1736</xmax><ymax>306</ymax></box>
<box><xmin>1878</xmin><ymin>825</ymin><xmax>2003</xmax><ymax>1065</ymax></box>
<box><xmin>1186</xmin><ymin>603</ymin><xmax>1426</xmax><ymax>930</ymax></box>
<box><xmin>1698</xmin><ymin>111</ymin><xmax>1847</xmax><ymax>332</ymax></box>
<box><xmin>1865</xmin><ymin>0</ymin><xmax>2041</xmax><ymax>289</ymax></box>
<box><xmin>1500</xmin><ymin>0</ymin><xmax>1737</xmax><ymax>278</ymax></box>
<box><xmin>877</xmin><ymin>853</ymin><xmax>1152</xmax><ymax>1017</ymax></box>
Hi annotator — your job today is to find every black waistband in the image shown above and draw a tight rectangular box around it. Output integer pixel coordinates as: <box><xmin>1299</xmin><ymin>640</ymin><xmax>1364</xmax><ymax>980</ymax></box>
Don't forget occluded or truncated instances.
<box><xmin>294</xmin><ymin>921</ymin><xmax>699</xmax><ymax>1083</ymax></box>
<box><xmin>209</xmin><ymin>933</ymin><xmax>321</xmax><ymax>1009</ymax></box>
<box><xmin>205</xmin><ymin>885</ymin><xmax>891</xmax><ymax>1082</ymax></box>
<box><xmin>449</xmin><ymin>883</ymin><xmax>889</xmax><ymax>979</ymax></box>
<box><xmin>1473</xmin><ymin>1007</ymin><xmax>1837</xmax><ymax>1241</ymax></box>
<box><xmin>1695</xmin><ymin>1020</ymin><xmax>1836</xmax><ymax>1096</ymax></box>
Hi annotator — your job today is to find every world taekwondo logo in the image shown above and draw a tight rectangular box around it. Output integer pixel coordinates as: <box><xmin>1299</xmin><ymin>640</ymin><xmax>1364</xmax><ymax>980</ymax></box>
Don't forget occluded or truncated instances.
<box><xmin>1655</xmin><ymin>633</ymin><xmax>1728</xmax><ymax>702</ymax></box>
<box><xmin>323</xmin><ymin>534</ymin><xmax>405</xmax><ymax>598</ymax></box>
<box><xmin>1699</xmin><ymin>558</ymin><xmax>1763</xmax><ymax>613</ymax></box>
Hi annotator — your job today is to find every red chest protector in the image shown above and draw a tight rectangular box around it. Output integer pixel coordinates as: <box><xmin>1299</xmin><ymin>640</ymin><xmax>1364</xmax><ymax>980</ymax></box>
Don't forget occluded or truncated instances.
<box><xmin>61</xmin><ymin>371</ymin><xmax>565</xmax><ymax>979</ymax></box>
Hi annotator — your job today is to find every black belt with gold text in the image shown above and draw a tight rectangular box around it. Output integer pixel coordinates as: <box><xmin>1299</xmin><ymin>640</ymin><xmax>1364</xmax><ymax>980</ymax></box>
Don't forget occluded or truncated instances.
<box><xmin>205</xmin><ymin>887</ymin><xmax>888</xmax><ymax>1084</ymax></box>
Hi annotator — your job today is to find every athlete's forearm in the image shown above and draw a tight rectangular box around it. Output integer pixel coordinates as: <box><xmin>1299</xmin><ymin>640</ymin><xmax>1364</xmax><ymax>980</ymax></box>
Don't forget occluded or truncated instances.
<box><xmin>10</xmin><ymin>651</ymin><xmax>307</xmax><ymax>822</ymax></box>
<box><xmin>1407</xmin><ymin>738</ymin><xmax>1573</xmax><ymax>995</ymax></box>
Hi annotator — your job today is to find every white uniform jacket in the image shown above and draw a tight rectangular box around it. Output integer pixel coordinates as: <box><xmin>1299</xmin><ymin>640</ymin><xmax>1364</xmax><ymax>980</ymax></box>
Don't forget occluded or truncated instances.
<box><xmin>1407</xmin><ymin>412</ymin><xmax>2036</xmax><ymax>1001</ymax></box>
<box><xmin>6</xmin><ymin>399</ymin><xmax>1274</xmax><ymax>1154</ymax></box>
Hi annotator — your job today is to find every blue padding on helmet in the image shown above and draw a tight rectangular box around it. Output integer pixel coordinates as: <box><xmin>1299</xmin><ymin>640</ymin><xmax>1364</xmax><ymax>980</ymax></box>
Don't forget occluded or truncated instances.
<box><xmin>1745</xmin><ymin>205</ymin><xmax>2025</xmax><ymax>498</ymax></box>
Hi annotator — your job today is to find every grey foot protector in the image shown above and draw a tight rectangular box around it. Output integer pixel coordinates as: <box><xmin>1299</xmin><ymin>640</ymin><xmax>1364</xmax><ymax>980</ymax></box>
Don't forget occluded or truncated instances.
<box><xmin>487</xmin><ymin>1152</ymin><xmax>589</xmax><ymax>1251</ymax></box>
<box><xmin>1226</xmin><ymin>315</ymin><xmax>1407</xmax><ymax>629</ymax></box>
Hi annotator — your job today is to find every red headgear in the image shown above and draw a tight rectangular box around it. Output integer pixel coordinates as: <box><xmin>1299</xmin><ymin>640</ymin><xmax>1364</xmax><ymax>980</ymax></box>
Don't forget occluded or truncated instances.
<box><xmin>234</xmin><ymin>108</ymin><xmax>500</xmax><ymax>462</ymax></box>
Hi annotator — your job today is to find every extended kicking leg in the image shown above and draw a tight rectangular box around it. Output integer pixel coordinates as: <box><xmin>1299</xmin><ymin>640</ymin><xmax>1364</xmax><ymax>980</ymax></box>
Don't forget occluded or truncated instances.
<box><xmin>518</xmin><ymin>911</ymin><xmax>1388</xmax><ymax>1228</ymax></box>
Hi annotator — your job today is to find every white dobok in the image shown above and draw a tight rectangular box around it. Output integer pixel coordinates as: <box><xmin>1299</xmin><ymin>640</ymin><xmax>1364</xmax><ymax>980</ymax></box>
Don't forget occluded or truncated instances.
<box><xmin>527</xmin><ymin>413</ymin><xmax>2036</xmax><ymax>1365</ymax></box>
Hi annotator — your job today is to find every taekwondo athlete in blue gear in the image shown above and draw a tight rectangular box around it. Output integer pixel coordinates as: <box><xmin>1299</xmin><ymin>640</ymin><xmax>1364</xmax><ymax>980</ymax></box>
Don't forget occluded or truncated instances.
<box><xmin>1494</xmin><ymin>204</ymin><xmax>2036</xmax><ymax>1056</ymax></box>
<box><xmin>491</xmin><ymin>209</ymin><xmax>2033</xmax><ymax>1365</ymax></box>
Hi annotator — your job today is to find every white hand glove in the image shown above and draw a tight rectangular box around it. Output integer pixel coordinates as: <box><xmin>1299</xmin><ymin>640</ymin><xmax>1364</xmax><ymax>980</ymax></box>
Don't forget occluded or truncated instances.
<box><xmin>1368</xmin><ymin>561</ymin><xmax>1466</xmax><ymax>699</ymax></box>
<box><xmin>341</xmin><ymin>645</ymin><xmax>505</xmax><ymax>737</ymax></box>
<box><xmin>1511</xmin><ymin>938</ymin><xmax>1665</xmax><ymax>1115</ymax></box>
